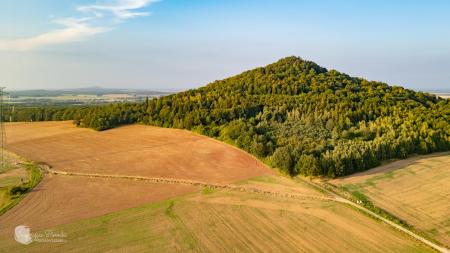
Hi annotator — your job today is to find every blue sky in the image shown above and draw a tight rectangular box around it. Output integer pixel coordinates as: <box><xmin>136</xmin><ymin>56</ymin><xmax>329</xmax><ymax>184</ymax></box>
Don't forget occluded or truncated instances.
<box><xmin>1</xmin><ymin>0</ymin><xmax>450</xmax><ymax>91</ymax></box>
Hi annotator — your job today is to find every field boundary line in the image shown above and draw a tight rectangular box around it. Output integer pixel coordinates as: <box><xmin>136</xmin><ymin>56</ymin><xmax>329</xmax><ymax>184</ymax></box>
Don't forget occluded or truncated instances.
<box><xmin>41</xmin><ymin>165</ymin><xmax>334</xmax><ymax>202</ymax></box>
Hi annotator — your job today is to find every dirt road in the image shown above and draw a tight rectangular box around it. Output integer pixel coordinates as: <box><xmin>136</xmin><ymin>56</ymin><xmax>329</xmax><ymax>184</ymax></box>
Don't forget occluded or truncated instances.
<box><xmin>298</xmin><ymin>178</ymin><xmax>449</xmax><ymax>253</ymax></box>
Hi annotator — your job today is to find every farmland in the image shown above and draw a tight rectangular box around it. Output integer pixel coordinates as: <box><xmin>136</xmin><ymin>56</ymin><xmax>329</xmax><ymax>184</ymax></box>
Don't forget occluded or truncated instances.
<box><xmin>7</xmin><ymin>87</ymin><xmax>171</xmax><ymax>106</ymax></box>
<box><xmin>0</xmin><ymin>187</ymin><xmax>433</xmax><ymax>252</ymax></box>
<box><xmin>0</xmin><ymin>151</ymin><xmax>42</xmax><ymax>215</ymax></box>
<box><xmin>0</xmin><ymin>152</ymin><xmax>29</xmax><ymax>190</ymax></box>
<box><xmin>0</xmin><ymin>175</ymin><xmax>197</xmax><ymax>236</ymax></box>
<box><xmin>0</xmin><ymin>122</ymin><xmax>440</xmax><ymax>252</ymax></box>
<box><xmin>0</xmin><ymin>121</ymin><xmax>273</xmax><ymax>236</ymax></box>
<box><xmin>3</xmin><ymin>0</ymin><xmax>450</xmax><ymax>251</ymax></box>
<box><xmin>5</xmin><ymin>121</ymin><xmax>272</xmax><ymax>183</ymax></box>
<box><xmin>330</xmin><ymin>153</ymin><xmax>450</xmax><ymax>247</ymax></box>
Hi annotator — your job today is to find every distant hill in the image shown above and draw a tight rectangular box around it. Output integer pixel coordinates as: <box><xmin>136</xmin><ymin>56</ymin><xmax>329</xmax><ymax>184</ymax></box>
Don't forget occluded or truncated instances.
<box><xmin>425</xmin><ymin>89</ymin><xmax>450</xmax><ymax>93</ymax></box>
<box><xmin>424</xmin><ymin>89</ymin><xmax>450</xmax><ymax>99</ymax></box>
<box><xmin>11</xmin><ymin>57</ymin><xmax>450</xmax><ymax>177</ymax></box>
<box><xmin>9</xmin><ymin>87</ymin><xmax>170</xmax><ymax>97</ymax></box>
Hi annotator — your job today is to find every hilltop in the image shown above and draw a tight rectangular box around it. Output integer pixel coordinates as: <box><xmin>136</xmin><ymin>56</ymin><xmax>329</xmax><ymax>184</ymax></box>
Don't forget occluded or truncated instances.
<box><xmin>11</xmin><ymin>57</ymin><xmax>450</xmax><ymax>177</ymax></box>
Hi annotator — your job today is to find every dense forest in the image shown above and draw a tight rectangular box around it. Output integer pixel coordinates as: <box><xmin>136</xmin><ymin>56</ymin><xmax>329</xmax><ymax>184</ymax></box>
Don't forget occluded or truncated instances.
<box><xmin>10</xmin><ymin>57</ymin><xmax>450</xmax><ymax>177</ymax></box>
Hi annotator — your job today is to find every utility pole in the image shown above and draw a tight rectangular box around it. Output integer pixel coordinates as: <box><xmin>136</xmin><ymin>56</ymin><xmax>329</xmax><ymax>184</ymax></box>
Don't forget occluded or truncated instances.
<box><xmin>0</xmin><ymin>87</ymin><xmax>6</xmax><ymax>170</ymax></box>
<box><xmin>9</xmin><ymin>95</ymin><xmax>14</xmax><ymax>123</ymax></box>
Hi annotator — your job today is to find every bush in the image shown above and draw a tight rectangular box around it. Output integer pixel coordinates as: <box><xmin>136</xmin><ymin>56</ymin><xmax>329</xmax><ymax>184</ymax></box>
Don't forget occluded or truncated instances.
<box><xmin>9</xmin><ymin>185</ymin><xmax>29</xmax><ymax>196</ymax></box>
<box><xmin>271</xmin><ymin>146</ymin><xmax>293</xmax><ymax>174</ymax></box>
<box><xmin>295</xmin><ymin>154</ymin><xmax>321</xmax><ymax>176</ymax></box>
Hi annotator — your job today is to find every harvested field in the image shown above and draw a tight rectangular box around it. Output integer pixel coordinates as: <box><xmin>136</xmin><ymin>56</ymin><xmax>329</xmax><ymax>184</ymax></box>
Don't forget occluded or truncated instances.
<box><xmin>0</xmin><ymin>190</ymin><xmax>433</xmax><ymax>253</ymax></box>
<box><xmin>235</xmin><ymin>175</ymin><xmax>326</xmax><ymax>197</ymax></box>
<box><xmin>0</xmin><ymin>174</ymin><xmax>198</xmax><ymax>235</ymax></box>
<box><xmin>0</xmin><ymin>168</ymin><xmax>28</xmax><ymax>188</ymax></box>
<box><xmin>6</xmin><ymin>122</ymin><xmax>272</xmax><ymax>184</ymax></box>
<box><xmin>0</xmin><ymin>121</ymin><xmax>270</xmax><ymax>243</ymax></box>
<box><xmin>0</xmin><ymin>121</ymin><xmax>441</xmax><ymax>252</ymax></box>
<box><xmin>331</xmin><ymin>153</ymin><xmax>450</xmax><ymax>247</ymax></box>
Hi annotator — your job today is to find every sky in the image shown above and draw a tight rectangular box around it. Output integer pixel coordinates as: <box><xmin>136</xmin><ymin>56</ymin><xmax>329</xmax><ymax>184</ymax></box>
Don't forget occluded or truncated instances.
<box><xmin>1</xmin><ymin>0</ymin><xmax>450</xmax><ymax>91</ymax></box>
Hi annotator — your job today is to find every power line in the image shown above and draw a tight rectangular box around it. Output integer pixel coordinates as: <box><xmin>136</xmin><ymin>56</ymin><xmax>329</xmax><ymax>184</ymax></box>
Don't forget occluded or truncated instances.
<box><xmin>0</xmin><ymin>87</ymin><xmax>7</xmax><ymax>170</ymax></box>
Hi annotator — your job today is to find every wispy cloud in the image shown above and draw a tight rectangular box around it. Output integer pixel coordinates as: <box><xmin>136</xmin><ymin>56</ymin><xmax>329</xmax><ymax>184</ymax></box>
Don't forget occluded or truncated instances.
<box><xmin>78</xmin><ymin>0</ymin><xmax>159</xmax><ymax>20</ymax></box>
<box><xmin>0</xmin><ymin>18</ymin><xmax>109</xmax><ymax>52</ymax></box>
<box><xmin>0</xmin><ymin>0</ymin><xmax>157</xmax><ymax>52</ymax></box>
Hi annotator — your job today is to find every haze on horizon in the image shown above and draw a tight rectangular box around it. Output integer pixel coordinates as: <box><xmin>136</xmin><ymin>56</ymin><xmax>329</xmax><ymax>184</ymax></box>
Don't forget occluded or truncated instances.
<box><xmin>1</xmin><ymin>0</ymin><xmax>450</xmax><ymax>91</ymax></box>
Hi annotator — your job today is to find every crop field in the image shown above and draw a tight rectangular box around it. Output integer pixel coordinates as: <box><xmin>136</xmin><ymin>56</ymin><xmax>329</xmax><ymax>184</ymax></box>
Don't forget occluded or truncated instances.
<box><xmin>0</xmin><ymin>121</ymin><xmax>440</xmax><ymax>252</ymax></box>
<box><xmin>0</xmin><ymin>189</ymin><xmax>433</xmax><ymax>253</ymax></box>
<box><xmin>0</xmin><ymin>152</ymin><xmax>28</xmax><ymax>189</ymax></box>
<box><xmin>331</xmin><ymin>153</ymin><xmax>450</xmax><ymax>247</ymax></box>
<box><xmin>0</xmin><ymin>121</ymin><xmax>272</xmax><ymax>236</ymax></box>
<box><xmin>0</xmin><ymin>175</ymin><xmax>197</xmax><ymax>236</ymax></box>
<box><xmin>8</xmin><ymin>87</ymin><xmax>171</xmax><ymax>106</ymax></box>
<box><xmin>0</xmin><ymin>152</ymin><xmax>29</xmax><ymax>211</ymax></box>
<box><xmin>5</xmin><ymin>121</ymin><xmax>272</xmax><ymax>183</ymax></box>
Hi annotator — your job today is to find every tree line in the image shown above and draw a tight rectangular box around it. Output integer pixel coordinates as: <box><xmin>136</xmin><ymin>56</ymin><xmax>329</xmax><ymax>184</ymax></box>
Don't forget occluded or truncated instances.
<box><xmin>9</xmin><ymin>57</ymin><xmax>450</xmax><ymax>177</ymax></box>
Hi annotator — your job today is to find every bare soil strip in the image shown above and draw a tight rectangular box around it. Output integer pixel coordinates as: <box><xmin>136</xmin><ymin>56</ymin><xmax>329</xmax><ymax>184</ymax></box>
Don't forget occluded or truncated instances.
<box><xmin>43</xmin><ymin>165</ymin><xmax>333</xmax><ymax>202</ymax></box>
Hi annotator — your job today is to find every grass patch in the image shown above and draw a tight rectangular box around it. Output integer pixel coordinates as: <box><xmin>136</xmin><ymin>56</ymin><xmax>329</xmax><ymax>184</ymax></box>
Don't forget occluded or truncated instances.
<box><xmin>346</xmin><ymin>171</ymin><xmax>397</xmax><ymax>190</ymax></box>
<box><xmin>165</xmin><ymin>201</ymin><xmax>176</xmax><ymax>219</ymax></box>
<box><xmin>0</xmin><ymin>176</ymin><xmax>26</xmax><ymax>188</ymax></box>
<box><xmin>246</xmin><ymin>175</ymin><xmax>278</xmax><ymax>184</ymax></box>
<box><xmin>0</xmin><ymin>164</ymin><xmax>15</xmax><ymax>174</ymax></box>
<box><xmin>163</xmin><ymin>200</ymin><xmax>199</xmax><ymax>250</ymax></box>
<box><xmin>346</xmin><ymin>189</ymin><xmax>414</xmax><ymax>229</ymax></box>
<box><xmin>0</xmin><ymin>161</ymin><xmax>43</xmax><ymax>216</ymax></box>
<box><xmin>201</xmin><ymin>186</ymin><xmax>215</xmax><ymax>195</ymax></box>
<box><xmin>294</xmin><ymin>177</ymin><xmax>328</xmax><ymax>195</ymax></box>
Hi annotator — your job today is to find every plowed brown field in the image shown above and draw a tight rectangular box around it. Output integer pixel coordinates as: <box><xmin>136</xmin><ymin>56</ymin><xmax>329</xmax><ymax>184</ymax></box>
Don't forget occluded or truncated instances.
<box><xmin>0</xmin><ymin>121</ymin><xmax>271</xmax><ymax>235</ymax></box>
<box><xmin>0</xmin><ymin>174</ymin><xmax>198</xmax><ymax>235</ymax></box>
<box><xmin>6</xmin><ymin>122</ymin><xmax>272</xmax><ymax>183</ymax></box>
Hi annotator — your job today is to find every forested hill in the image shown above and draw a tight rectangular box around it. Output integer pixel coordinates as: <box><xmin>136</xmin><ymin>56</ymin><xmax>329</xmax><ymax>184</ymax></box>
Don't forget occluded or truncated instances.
<box><xmin>11</xmin><ymin>57</ymin><xmax>450</xmax><ymax>177</ymax></box>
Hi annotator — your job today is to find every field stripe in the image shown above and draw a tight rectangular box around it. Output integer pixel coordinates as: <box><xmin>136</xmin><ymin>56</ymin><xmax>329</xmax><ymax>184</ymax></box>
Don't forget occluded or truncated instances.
<box><xmin>41</xmin><ymin>165</ymin><xmax>334</xmax><ymax>202</ymax></box>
